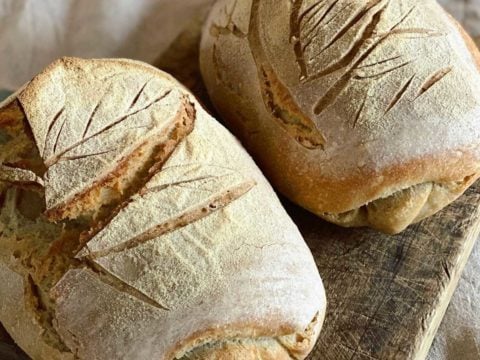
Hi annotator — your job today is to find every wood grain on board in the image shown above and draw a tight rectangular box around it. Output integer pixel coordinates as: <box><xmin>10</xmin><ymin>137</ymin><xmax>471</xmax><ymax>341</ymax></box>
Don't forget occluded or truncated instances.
<box><xmin>296</xmin><ymin>181</ymin><xmax>480</xmax><ymax>360</ymax></box>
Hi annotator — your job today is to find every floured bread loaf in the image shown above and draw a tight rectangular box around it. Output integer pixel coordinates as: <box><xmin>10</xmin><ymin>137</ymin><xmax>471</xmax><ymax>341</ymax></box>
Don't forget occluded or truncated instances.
<box><xmin>200</xmin><ymin>0</ymin><xmax>480</xmax><ymax>234</ymax></box>
<box><xmin>0</xmin><ymin>58</ymin><xmax>326</xmax><ymax>360</ymax></box>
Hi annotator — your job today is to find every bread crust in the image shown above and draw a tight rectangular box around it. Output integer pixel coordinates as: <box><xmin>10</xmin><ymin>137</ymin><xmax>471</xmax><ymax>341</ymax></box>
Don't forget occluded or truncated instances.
<box><xmin>172</xmin><ymin>312</ymin><xmax>323</xmax><ymax>359</ymax></box>
<box><xmin>0</xmin><ymin>58</ymin><xmax>325</xmax><ymax>360</ymax></box>
<box><xmin>200</xmin><ymin>0</ymin><xmax>480</xmax><ymax>233</ymax></box>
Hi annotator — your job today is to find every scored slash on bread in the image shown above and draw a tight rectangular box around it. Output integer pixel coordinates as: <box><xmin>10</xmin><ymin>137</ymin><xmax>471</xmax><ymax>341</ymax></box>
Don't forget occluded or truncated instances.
<box><xmin>75</xmin><ymin>164</ymin><xmax>256</xmax><ymax>311</ymax></box>
<box><xmin>0</xmin><ymin>58</ymin><xmax>326</xmax><ymax>360</ymax></box>
<box><xmin>15</xmin><ymin>58</ymin><xmax>197</xmax><ymax>221</ymax></box>
<box><xmin>77</xmin><ymin>164</ymin><xmax>256</xmax><ymax>259</ymax></box>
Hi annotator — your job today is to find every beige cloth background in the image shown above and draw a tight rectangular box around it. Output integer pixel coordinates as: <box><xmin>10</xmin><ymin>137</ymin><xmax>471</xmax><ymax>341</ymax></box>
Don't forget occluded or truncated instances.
<box><xmin>0</xmin><ymin>0</ymin><xmax>478</xmax><ymax>359</ymax></box>
<box><xmin>431</xmin><ymin>2</ymin><xmax>480</xmax><ymax>359</ymax></box>
<box><xmin>0</xmin><ymin>0</ymin><xmax>214</xmax><ymax>91</ymax></box>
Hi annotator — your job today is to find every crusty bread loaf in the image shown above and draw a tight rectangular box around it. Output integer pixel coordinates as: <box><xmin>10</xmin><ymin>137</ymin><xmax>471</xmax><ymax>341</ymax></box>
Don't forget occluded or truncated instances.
<box><xmin>0</xmin><ymin>58</ymin><xmax>326</xmax><ymax>360</ymax></box>
<box><xmin>199</xmin><ymin>0</ymin><xmax>480</xmax><ymax>234</ymax></box>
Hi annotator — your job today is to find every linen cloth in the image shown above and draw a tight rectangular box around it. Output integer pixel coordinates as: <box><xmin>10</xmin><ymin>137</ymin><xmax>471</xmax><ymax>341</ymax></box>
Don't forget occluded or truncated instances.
<box><xmin>0</xmin><ymin>0</ymin><xmax>213</xmax><ymax>91</ymax></box>
<box><xmin>430</xmin><ymin>3</ymin><xmax>480</xmax><ymax>358</ymax></box>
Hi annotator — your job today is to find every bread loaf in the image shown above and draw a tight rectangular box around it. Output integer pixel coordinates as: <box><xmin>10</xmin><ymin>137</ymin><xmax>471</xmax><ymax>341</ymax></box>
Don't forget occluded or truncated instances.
<box><xmin>0</xmin><ymin>58</ymin><xmax>326</xmax><ymax>360</ymax></box>
<box><xmin>200</xmin><ymin>0</ymin><xmax>480</xmax><ymax>234</ymax></box>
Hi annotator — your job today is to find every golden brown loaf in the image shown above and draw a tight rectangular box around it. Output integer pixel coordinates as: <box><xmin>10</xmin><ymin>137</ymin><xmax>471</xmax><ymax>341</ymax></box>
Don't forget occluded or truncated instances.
<box><xmin>0</xmin><ymin>58</ymin><xmax>326</xmax><ymax>360</ymax></box>
<box><xmin>200</xmin><ymin>0</ymin><xmax>480</xmax><ymax>234</ymax></box>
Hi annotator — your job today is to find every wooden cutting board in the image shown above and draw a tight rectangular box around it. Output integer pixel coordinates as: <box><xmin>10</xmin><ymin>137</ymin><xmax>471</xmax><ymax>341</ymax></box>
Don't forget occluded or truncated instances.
<box><xmin>1</xmin><ymin>182</ymin><xmax>479</xmax><ymax>360</ymax></box>
<box><xmin>296</xmin><ymin>181</ymin><xmax>480</xmax><ymax>360</ymax></box>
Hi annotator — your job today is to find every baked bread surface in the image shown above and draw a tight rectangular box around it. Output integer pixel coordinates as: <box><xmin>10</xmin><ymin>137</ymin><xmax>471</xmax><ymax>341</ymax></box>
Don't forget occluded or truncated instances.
<box><xmin>200</xmin><ymin>0</ymin><xmax>480</xmax><ymax>233</ymax></box>
<box><xmin>0</xmin><ymin>58</ymin><xmax>325</xmax><ymax>360</ymax></box>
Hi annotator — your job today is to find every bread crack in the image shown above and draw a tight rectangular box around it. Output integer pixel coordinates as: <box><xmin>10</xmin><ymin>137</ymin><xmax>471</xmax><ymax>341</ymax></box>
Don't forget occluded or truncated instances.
<box><xmin>79</xmin><ymin>179</ymin><xmax>256</xmax><ymax>260</ymax></box>
<box><xmin>384</xmin><ymin>74</ymin><xmax>415</xmax><ymax>115</ymax></box>
<box><xmin>44</xmin><ymin>90</ymin><xmax>173</xmax><ymax>167</ymax></box>
<box><xmin>416</xmin><ymin>66</ymin><xmax>453</xmax><ymax>98</ymax></box>
<box><xmin>43</xmin><ymin>107</ymin><xmax>65</xmax><ymax>158</ymax></box>
<box><xmin>25</xmin><ymin>275</ymin><xmax>72</xmax><ymax>354</ymax></box>
<box><xmin>248</xmin><ymin>0</ymin><xmax>325</xmax><ymax>150</ymax></box>
<box><xmin>45</xmin><ymin>95</ymin><xmax>195</xmax><ymax>221</ymax></box>
<box><xmin>84</xmin><ymin>259</ymin><xmax>171</xmax><ymax>311</ymax></box>
<box><xmin>312</xmin><ymin>4</ymin><xmax>423</xmax><ymax>115</ymax></box>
